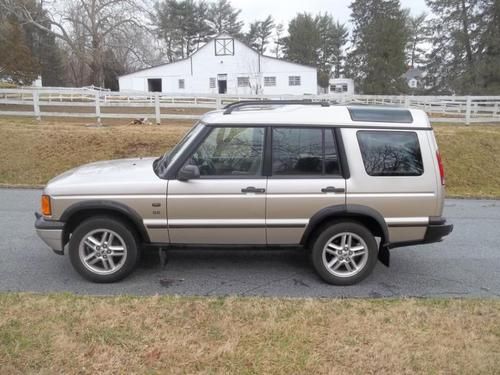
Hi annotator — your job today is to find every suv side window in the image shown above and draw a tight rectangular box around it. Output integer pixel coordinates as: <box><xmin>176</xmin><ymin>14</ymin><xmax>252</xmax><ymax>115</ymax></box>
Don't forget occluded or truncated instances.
<box><xmin>272</xmin><ymin>127</ymin><xmax>341</xmax><ymax>176</ymax></box>
<box><xmin>188</xmin><ymin>126</ymin><xmax>265</xmax><ymax>176</ymax></box>
<box><xmin>357</xmin><ymin>131</ymin><xmax>424</xmax><ymax>176</ymax></box>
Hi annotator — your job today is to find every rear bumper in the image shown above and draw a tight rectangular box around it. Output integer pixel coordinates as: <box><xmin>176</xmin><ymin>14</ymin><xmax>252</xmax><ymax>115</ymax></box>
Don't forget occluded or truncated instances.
<box><xmin>34</xmin><ymin>213</ymin><xmax>65</xmax><ymax>255</ymax></box>
<box><xmin>389</xmin><ymin>217</ymin><xmax>453</xmax><ymax>249</ymax></box>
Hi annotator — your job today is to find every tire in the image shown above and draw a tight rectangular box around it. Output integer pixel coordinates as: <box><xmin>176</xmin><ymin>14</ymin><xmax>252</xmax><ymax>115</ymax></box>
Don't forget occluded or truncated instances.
<box><xmin>68</xmin><ymin>216</ymin><xmax>139</xmax><ymax>283</ymax></box>
<box><xmin>311</xmin><ymin>221</ymin><xmax>378</xmax><ymax>285</ymax></box>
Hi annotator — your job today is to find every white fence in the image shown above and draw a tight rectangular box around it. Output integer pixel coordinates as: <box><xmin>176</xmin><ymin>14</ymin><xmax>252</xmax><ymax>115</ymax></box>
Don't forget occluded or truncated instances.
<box><xmin>1</xmin><ymin>88</ymin><xmax>500</xmax><ymax>125</ymax></box>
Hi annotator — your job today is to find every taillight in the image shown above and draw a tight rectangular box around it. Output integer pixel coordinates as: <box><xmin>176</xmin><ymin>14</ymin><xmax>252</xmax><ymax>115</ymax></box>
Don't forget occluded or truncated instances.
<box><xmin>41</xmin><ymin>195</ymin><xmax>52</xmax><ymax>216</ymax></box>
<box><xmin>436</xmin><ymin>151</ymin><xmax>445</xmax><ymax>185</ymax></box>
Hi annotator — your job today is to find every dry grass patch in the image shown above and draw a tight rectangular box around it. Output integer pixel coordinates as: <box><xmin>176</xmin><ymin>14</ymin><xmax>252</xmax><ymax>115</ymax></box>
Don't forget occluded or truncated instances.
<box><xmin>1</xmin><ymin>117</ymin><xmax>500</xmax><ymax>197</ymax></box>
<box><xmin>0</xmin><ymin>117</ymin><xmax>193</xmax><ymax>186</ymax></box>
<box><xmin>434</xmin><ymin>123</ymin><xmax>500</xmax><ymax>198</ymax></box>
<box><xmin>0</xmin><ymin>294</ymin><xmax>499</xmax><ymax>374</ymax></box>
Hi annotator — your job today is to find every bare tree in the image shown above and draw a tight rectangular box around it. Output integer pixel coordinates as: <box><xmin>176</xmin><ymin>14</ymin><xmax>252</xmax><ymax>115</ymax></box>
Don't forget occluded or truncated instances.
<box><xmin>0</xmin><ymin>0</ymin><xmax>153</xmax><ymax>87</ymax></box>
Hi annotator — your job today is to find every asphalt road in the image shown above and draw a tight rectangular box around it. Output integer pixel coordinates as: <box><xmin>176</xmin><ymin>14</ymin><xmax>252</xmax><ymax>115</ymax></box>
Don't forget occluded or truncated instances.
<box><xmin>1</xmin><ymin>188</ymin><xmax>499</xmax><ymax>298</ymax></box>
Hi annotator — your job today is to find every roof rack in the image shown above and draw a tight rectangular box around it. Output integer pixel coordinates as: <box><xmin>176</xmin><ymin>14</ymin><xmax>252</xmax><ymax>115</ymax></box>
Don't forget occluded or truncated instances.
<box><xmin>223</xmin><ymin>100</ymin><xmax>330</xmax><ymax>115</ymax></box>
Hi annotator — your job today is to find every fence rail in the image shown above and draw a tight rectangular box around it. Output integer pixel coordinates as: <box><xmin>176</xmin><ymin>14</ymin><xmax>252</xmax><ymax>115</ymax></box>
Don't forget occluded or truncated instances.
<box><xmin>1</xmin><ymin>88</ymin><xmax>500</xmax><ymax>125</ymax></box>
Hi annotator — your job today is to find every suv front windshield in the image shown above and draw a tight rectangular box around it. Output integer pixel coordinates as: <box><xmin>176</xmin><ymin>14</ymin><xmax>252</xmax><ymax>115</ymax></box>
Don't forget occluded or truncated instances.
<box><xmin>153</xmin><ymin>122</ymin><xmax>204</xmax><ymax>177</ymax></box>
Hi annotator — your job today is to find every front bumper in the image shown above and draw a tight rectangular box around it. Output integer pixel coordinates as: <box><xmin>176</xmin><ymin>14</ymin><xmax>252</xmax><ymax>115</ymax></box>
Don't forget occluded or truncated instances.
<box><xmin>34</xmin><ymin>213</ymin><xmax>65</xmax><ymax>255</ymax></box>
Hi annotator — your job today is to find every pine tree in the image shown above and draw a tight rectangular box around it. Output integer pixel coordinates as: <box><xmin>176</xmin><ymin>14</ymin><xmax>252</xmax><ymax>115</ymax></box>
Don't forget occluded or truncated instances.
<box><xmin>244</xmin><ymin>15</ymin><xmax>274</xmax><ymax>55</ymax></box>
<box><xmin>347</xmin><ymin>0</ymin><xmax>409</xmax><ymax>94</ymax></box>
<box><xmin>474</xmin><ymin>0</ymin><xmax>500</xmax><ymax>93</ymax></box>
<box><xmin>0</xmin><ymin>18</ymin><xmax>39</xmax><ymax>85</ymax></box>
<box><xmin>154</xmin><ymin>0</ymin><xmax>212</xmax><ymax>60</ymax></box>
<box><xmin>283</xmin><ymin>13</ymin><xmax>320</xmax><ymax>67</ymax></box>
<box><xmin>272</xmin><ymin>23</ymin><xmax>285</xmax><ymax>58</ymax></box>
<box><xmin>283</xmin><ymin>13</ymin><xmax>347</xmax><ymax>89</ymax></box>
<box><xmin>406</xmin><ymin>12</ymin><xmax>428</xmax><ymax>68</ymax></box>
<box><xmin>425</xmin><ymin>0</ymin><xmax>482</xmax><ymax>93</ymax></box>
<box><xmin>206</xmin><ymin>0</ymin><xmax>244</xmax><ymax>37</ymax></box>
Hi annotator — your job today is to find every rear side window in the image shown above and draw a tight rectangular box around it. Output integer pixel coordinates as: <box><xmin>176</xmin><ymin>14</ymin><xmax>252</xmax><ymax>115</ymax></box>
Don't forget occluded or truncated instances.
<box><xmin>272</xmin><ymin>128</ymin><xmax>340</xmax><ymax>176</ymax></box>
<box><xmin>357</xmin><ymin>131</ymin><xmax>423</xmax><ymax>176</ymax></box>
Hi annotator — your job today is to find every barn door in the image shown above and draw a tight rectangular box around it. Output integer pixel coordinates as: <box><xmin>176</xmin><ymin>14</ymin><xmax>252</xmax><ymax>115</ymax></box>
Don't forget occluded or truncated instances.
<box><xmin>217</xmin><ymin>74</ymin><xmax>227</xmax><ymax>94</ymax></box>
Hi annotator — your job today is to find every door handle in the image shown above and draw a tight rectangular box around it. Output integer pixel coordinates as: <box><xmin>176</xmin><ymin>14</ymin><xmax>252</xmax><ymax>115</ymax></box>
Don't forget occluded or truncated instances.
<box><xmin>321</xmin><ymin>186</ymin><xmax>345</xmax><ymax>193</ymax></box>
<box><xmin>241</xmin><ymin>186</ymin><xmax>266</xmax><ymax>193</ymax></box>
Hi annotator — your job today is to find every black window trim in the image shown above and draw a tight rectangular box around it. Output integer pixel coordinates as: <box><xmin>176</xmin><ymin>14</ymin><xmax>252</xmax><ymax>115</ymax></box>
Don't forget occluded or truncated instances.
<box><xmin>356</xmin><ymin>129</ymin><xmax>424</xmax><ymax>177</ymax></box>
<box><xmin>268</xmin><ymin>126</ymin><xmax>344</xmax><ymax>179</ymax></box>
<box><xmin>164</xmin><ymin>123</ymin><xmax>353</xmax><ymax>180</ymax></box>
<box><xmin>167</xmin><ymin>124</ymin><xmax>268</xmax><ymax>180</ymax></box>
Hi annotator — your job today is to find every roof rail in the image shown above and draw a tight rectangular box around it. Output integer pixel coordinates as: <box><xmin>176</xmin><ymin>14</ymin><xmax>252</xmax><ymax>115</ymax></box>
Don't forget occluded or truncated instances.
<box><xmin>223</xmin><ymin>100</ymin><xmax>330</xmax><ymax>115</ymax></box>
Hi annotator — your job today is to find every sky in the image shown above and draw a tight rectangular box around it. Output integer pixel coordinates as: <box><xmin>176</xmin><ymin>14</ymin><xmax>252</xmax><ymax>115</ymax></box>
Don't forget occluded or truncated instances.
<box><xmin>227</xmin><ymin>0</ymin><xmax>429</xmax><ymax>31</ymax></box>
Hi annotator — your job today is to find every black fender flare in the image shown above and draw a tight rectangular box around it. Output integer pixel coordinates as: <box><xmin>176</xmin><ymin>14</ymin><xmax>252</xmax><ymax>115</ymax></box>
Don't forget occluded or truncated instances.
<box><xmin>60</xmin><ymin>200</ymin><xmax>150</xmax><ymax>243</ymax></box>
<box><xmin>300</xmin><ymin>204</ymin><xmax>391</xmax><ymax>266</ymax></box>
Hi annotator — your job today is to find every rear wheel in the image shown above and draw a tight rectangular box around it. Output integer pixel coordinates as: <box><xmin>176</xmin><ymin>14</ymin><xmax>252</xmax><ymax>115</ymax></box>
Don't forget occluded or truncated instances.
<box><xmin>311</xmin><ymin>221</ymin><xmax>378</xmax><ymax>285</ymax></box>
<box><xmin>68</xmin><ymin>217</ymin><xmax>139</xmax><ymax>283</ymax></box>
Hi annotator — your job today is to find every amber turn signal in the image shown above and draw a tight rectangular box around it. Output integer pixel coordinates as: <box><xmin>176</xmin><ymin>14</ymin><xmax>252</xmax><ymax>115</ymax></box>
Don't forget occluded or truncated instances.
<box><xmin>41</xmin><ymin>195</ymin><xmax>52</xmax><ymax>216</ymax></box>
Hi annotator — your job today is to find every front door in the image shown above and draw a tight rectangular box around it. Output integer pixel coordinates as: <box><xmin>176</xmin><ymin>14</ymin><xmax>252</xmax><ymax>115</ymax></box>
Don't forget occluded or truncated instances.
<box><xmin>266</xmin><ymin>127</ymin><xmax>346</xmax><ymax>244</ymax></box>
<box><xmin>167</xmin><ymin>126</ymin><xmax>267</xmax><ymax>244</ymax></box>
<box><xmin>217</xmin><ymin>74</ymin><xmax>227</xmax><ymax>94</ymax></box>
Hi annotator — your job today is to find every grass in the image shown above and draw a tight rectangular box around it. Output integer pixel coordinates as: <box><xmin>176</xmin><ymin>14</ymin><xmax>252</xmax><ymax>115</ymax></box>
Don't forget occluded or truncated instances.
<box><xmin>0</xmin><ymin>294</ymin><xmax>499</xmax><ymax>374</ymax></box>
<box><xmin>0</xmin><ymin>117</ymin><xmax>192</xmax><ymax>187</ymax></box>
<box><xmin>433</xmin><ymin>123</ymin><xmax>500</xmax><ymax>198</ymax></box>
<box><xmin>0</xmin><ymin>116</ymin><xmax>500</xmax><ymax>197</ymax></box>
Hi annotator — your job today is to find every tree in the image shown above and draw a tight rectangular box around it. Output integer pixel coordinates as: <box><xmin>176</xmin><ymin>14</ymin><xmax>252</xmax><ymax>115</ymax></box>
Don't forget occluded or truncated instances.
<box><xmin>406</xmin><ymin>12</ymin><xmax>428</xmax><ymax>68</ymax></box>
<box><xmin>154</xmin><ymin>0</ymin><xmax>211</xmax><ymax>61</ymax></box>
<box><xmin>425</xmin><ymin>0</ymin><xmax>499</xmax><ymax>94</ymax></box>
<box><xmin>316</xmin><ymin>13</ymin><xmax>348</xmax><ymax>84</ymax></box>
<box><xmin>1</xmin><ymin>0</ymin><xmax>153</xmax><ymax>87</ymax></box>
<box><xmin>206</xmin><ymin>0</ymin><xmax>243</xmax><ymax>37</ymax></box>
<box><xmin>283</xmin><ymin>13</ymin><xmax>347</xmax><ymax>88</ymax></box>
<box><xmin>283</xmin><ymin>13</ymin><xmax>320</xmax><ymax>67</ymax></box>
<box><xmin>243</xmin><ymin>21</ymin><xmax>260</xmax><ymax>50</ymax></box>
<box><xmin>244</xmin><ymin>15</ymin><xmax>274</xmax><ymax>55</ymax></box>
<box><xmin>347</xmin><ymin>0</ymin><xmax>409</xmax><ymax>94</ymax></box>
<box><xmin>272</xmin><ymin>23</ymin><xmax>285</xmax><ymax>58</ymax></box>
<box><xmin>475</xmin><ymin>0</ymin><xmax>500</xmax><ymax>93</ymax></box>
<box><xmin>0</xmin><ymin>18</ymin><xmax>39</xmax><ymax>84</ymax></box>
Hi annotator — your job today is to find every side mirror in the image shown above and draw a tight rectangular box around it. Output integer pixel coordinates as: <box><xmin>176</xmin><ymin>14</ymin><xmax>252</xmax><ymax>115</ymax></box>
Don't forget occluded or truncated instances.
<box><xmin>177</xmin><ymin>165</ymin><xmax>200</xmax><ymax>181</ymax></box>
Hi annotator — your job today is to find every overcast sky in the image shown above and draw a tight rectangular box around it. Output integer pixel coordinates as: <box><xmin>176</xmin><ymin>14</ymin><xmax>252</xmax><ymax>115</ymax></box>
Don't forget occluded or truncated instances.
<box><xmin>226</xmin><ymin>0</ymin><xmax>429</xmax><ymax>31</ymax></box>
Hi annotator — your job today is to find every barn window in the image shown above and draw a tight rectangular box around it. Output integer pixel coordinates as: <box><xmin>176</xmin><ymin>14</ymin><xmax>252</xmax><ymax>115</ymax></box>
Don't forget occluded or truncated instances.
<box><xmin>264</xmin><ymin>76</ymin><xmax>276</xmax><ymax>86</ymax></box>
<box><xmin>209</xmin><ymin>78</ymin><xmax>216</xmax><ymax>88</ymax></box>
<box><xmin>178</xmin><ymin>79</ymin><xmax>185</xmax><ymax>89</ymax></box>
<box><xmin>215</xmin><ymin>38</ymin><xmax>234</xmax><ymax>56</ymax></box>
<box><xmin>288</xmin><ymin>76</ymin><xmax>301</xmax><ymax>86</ymax></box>
<box><xmin>237</xmin><ymin>77</ymin><xmax>250</xmax><ymax>87</ymax></box>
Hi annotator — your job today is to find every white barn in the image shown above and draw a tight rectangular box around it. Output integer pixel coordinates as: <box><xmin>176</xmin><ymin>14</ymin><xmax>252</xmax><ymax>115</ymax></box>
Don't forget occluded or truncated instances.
<box><xmin>118</xmin><ymin>34</ymin><xmax>318</xmax><ymax>95</ymax></box>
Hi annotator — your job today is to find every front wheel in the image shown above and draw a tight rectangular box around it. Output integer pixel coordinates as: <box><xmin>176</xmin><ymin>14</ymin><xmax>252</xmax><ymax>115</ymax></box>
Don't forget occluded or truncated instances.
<box><xmin>68</xmin><ymin>217</ymin><xmax>139</xmax><ymax>283</ymax></box>
<box><xmin>311</xmin><ymin>221</ymin><xmax>378</xmax><ymax>285</ymax></box>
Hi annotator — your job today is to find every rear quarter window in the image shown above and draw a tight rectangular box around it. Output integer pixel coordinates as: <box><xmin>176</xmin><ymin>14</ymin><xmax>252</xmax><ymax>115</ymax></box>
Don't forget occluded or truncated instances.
<box><xmin>356</xmin><ymin>131</ymin><xmax>424</xmax><ymax>176</ymax></box>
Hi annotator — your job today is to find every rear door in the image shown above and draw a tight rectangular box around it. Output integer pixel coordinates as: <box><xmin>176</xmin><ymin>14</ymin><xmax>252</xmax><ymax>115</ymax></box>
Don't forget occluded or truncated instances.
<box><xmin>167</xmin><ymin>126</ymin><xmax>267</xmax><ymax>244</ymax></box>
<box><xmin>344</xmin><ymin>128</ymin><xmax>437</xmax><ymax>243</ymax></box>
<box><xmin>266</xmin><ymin>127</ymin><xmax>346</xmax><ymax>244</ymax></box>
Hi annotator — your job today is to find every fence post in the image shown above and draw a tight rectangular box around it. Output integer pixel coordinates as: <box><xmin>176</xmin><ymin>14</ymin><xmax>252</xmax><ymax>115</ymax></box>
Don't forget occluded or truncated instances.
<box><xmin>33</xmin><ymin>91</ymin><xmax>41</xmax><ymax>121</ymax></box>
<box><xmin>95</xmin><ymin>91</ymin><xmax>101</xmax><ymax>126</ymax></box>
<box><xmin>216</xmin><ymin>96</ymin><xmax>222</xmax><ymax>109</ymax></box>
<box><xmin>465</xmin><ymin>96</ymin><xmax>472</xmax><ymax>125</ymax></box>
<box><xmin>155</xmin><ymin>93</ymin><xmax>161</xmax><ymax>125</ymax></box>
<box><xmin>404</xmin><ymin>96</ymin><xmax>410</xmax><ymax>108</ymax></box>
